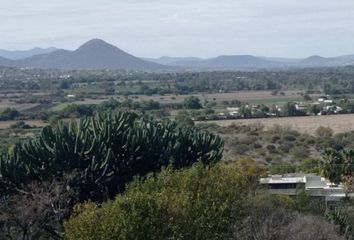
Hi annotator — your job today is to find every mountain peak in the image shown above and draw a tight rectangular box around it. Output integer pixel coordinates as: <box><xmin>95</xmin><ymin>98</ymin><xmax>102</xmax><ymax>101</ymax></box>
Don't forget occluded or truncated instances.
<box><xmin>301</xmin><ymin>55</ymin><xmax>329</xmax><ymax>65</ymax></box>
<box><xmin>79</xmin><ymin>39</ymin><xmax>111</xmax><ymax>48</ymax></box>
<box><xmin>306</xmin><ymin>55</ymin><xmax>325</xmax><ymax>60</ymax></box>
<box><xmin>7</xmin><ymin>39</ymin><xmax>168</xmax><ymax>71</ymax></box>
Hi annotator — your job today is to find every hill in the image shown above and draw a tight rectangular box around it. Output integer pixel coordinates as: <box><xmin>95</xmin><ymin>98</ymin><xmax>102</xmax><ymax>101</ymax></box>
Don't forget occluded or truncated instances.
<box><xmin>0</xmin><ymin>47</ymin><xmax>57</xmax><ymax>60</ymax></box>
<box><xmin>0</xmin><ymin>56</ymin><xmax>14</xmax><ymax>67</ymax></box>
<box><xmin>0</xmin><ymin>39</ymin><xmax>167</xmax><ymax>71</ymax></box>
<box><xmin>149</xmin><ymin>54</ymin><xmax>354</xmax><ymax>70</ymax></box>
<box><xmin>148</xmin><ymin>55</ymin><xmax>281</xmax><ymax>70</ymax></box>
<box><xmin>2</xmin><ymin>39</ymin><xmax>354</xmax><ymax>70</ymax></box>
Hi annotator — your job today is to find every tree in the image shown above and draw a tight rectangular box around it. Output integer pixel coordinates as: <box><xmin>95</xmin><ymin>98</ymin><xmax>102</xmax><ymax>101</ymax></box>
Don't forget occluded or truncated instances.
<box><xmin>322</xmin><ymin>149</ymin><xmax>344</xmax><ymax>184</ymax></box>
<box><xmin>0</xmin><ymin>176</ymin><xmax>77</xmax><ymax>240</ymax></box>
<box><xmin>282</xmin><ymin>102</ymin><xmax>298</xmax><ymax>117</ymax></box>
<box><xmin>303</xmin><ymin>94</ymin><xmax>312</xmax><ymax>101</ymax></box>
<box><xmin>239</xmin><ymin>105</ymin><xmax>252</xmax><ymax>118</ymax></box>
<box><xmin>64</xmin><ymin>163</ymin><xmax>260</xmax><ymax>239</ymax></box>
<box><xmin>65</xmin><ymin>162</ymin><xmax>344</xmax><ymax>240</ymax></box>
<box><xmin>0</xmin><ymin>108</ymin><xmax>20</xmax><ymax>121</ymax></box>
<box><xmin>183</xmin><ymin>96</ymin><xmax>202</xmax><ymax>109</ymax></box>
<box><xmin>309</xmin><ymin>104</ymin><xmax>321</xmax><ymax>115</ymax></box>
<box><xmin>321</xmin><ymin>149</ymin><xmax>354</xmax><ymax>190</ymax></box>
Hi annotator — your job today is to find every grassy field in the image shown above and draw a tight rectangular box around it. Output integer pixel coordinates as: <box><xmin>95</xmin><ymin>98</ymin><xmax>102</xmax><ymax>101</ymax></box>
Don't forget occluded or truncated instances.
<box><xmin>202</xmin><ymin>114</ymin><xmax>354</xmax><ymax>135</ymax></box>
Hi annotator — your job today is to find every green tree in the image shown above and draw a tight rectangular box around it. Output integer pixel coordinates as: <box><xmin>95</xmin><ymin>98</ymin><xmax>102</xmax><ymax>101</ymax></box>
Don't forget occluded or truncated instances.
<box><xmin>282</xmin><ymin>102</ymin><xmax>298</xmax><ymax>116</ymax></box>
<box><xmin>309</xmin><ymin>104</ymin><xmax>321</xmax><ymax>115</ymax></box>
<box><xmin>64</xmin><ymin>163</ymin><xmax>259</xmax><ymax>240</ymax></box>
<box><xmin>0</xmin><ymin>108</ymin><xmax>20</xmax><ymax>120</ymax></box>
<box><xmin>321</xmin><ymin>149</ymin><xmax>344</xmax><ymax>184</ymax></box>
<box><xmin>183</xmin><ymin>96</ymin><xmax>202</xmax><ymax>109</ymax></box>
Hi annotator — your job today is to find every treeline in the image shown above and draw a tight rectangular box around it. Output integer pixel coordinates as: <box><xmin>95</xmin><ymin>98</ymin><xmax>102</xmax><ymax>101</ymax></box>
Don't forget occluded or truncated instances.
<box><xmin>4</xmin><ymin>66</ymin><xmax>354</xmax><ymax>95</ymax></box>
<box><xmin>0</xmin><ymin>97</ymin><xmax>202</xmax><ymax>122</ymax></box>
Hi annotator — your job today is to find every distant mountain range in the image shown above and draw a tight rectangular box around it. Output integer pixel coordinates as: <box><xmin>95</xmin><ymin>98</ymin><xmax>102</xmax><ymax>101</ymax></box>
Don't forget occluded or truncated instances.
<box><xmin>0</xmin><ymin>39</ymin><xmax>167</xmax><ymax>71</ymax></box>
<box><xmin>148</xmin><ymin>55</ymin><xmax>354</xmax><ymax>70</ymax></box>
<box><xmin>0</xmin><ymin>47</ymin><xmax>58</xmax><ymax>60</ymax></box>
<box><xmin>1</xmin><ymin>39</ymin><xmax>354</xmax><ymax>71</ymax></box>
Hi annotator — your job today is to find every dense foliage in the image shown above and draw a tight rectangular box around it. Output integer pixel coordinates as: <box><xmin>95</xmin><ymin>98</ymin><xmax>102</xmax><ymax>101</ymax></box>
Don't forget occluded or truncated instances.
<box><xmin>3</xmin><ymin>66</ymin><xmax>354</xmax><ymax>95</ymax></box>
<box><xmin>0</xmin><ymin>111</ymin><xmax>223</xmax><ymax>201</ymax></box>
<box><xmin>322</xmin><ymin>149</ymin><xmax>354</xmax><ymax>190</ymax></box>
<box><xmin>65</xmin><ymin>162</ymin><xmax>345</xmax><ymax>240</ymax></box>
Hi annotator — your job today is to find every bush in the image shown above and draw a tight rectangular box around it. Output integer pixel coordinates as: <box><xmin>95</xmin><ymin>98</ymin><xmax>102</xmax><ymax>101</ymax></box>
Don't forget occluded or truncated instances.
<box><xmin>9</xmin><ymin>121</ymin><xmax>31</xmax><ymax>129</ymax></box>
<box><xmin>0</xmin><ymin>108</ymin><xmax>20</xmax><ymax>121</ymax></box>
<box><xmin>183</xmin><ymin>96</ymin><xmax>202</xmax><ymax>109</ymax></box>
<box><xmin>284</xmin><ymin>134</ymin><xmax>297</xmax><ymax>142</ymax></box>
<box><xmin>315</xmin><ymin>126</ymin><xmax>334</xmax><ymax>138</ymax></box>
<box><xmin>65</xmin><ymin>162</ymin><xmax>343</xmax><ymax>240</ymax></box>
<box><xmin>64</xmin><ymin>163</ymin><xmax>259</xmax><ymax>240</ymax></box>
<box><xmin>233</xmin><ymin>144</ymin><xmax>250</xmax><ymax>155</ymax></box>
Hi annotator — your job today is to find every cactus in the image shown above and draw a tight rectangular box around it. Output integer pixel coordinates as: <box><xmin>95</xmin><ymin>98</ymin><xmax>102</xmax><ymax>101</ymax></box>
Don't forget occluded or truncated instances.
<box><xmin>0</xmin><ymin>111</ymin><xmax>223</xmax><ymax>200</ymax></box>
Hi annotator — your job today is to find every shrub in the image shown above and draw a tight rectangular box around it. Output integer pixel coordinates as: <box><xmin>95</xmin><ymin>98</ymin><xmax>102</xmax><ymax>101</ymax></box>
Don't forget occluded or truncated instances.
<box><xmin>315</xmin><ymin>126</ymin><xmax>334</xmax><ymax>138</ymax></box>
<box><xmin>64</xmin><ymin>163</ymin><xmax>260</xmax><ymax>240</ymax></box>
<box><xmin>183</xmin><ymin>96</ymin><xmax>202</xmax><ymax>109</ymax></box>
<box><xmin>0</xmin><ymin>108</ymin><xmax>20</xmax><ymax>121</ymax></box>
<box><xmin>65</xmin><ymin>162</ymin><xmax>343</xmax><ymax>240</ymax></box>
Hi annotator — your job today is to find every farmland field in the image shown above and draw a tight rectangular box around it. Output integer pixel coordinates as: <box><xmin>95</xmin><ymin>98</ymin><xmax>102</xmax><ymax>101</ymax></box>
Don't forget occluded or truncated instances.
<box><xmin>202</xmin><ymin>114</ymin><xmax>354</xmax><ymax>135</ymax></box>
<box><xmin>0</xmin><ymin>99</ymin><xmax>40</xmax><ymax>111</ymax></box>
<box><xmin>131</xmin><ymin>90</ymin><xmax>313</xmax><ymax>104</ymax></box>
<box><xmin>40</xmin><ymin>90</ymin><xmax>310</xmax><ymax>111</ymax></box>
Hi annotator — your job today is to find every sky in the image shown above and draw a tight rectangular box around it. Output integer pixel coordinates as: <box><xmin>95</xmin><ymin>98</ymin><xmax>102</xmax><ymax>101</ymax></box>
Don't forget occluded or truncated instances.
<box><xmin>1</xmin><ymin>0</ymin><xmax>354</xmax><ymax>58</ymax></box>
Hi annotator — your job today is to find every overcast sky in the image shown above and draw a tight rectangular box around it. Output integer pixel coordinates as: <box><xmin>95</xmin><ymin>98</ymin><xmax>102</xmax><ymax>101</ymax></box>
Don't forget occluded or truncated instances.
<box><xmin>1</xmin><ymin>0</ymin><xmax>354</xmax><ymax>58</ymax></box>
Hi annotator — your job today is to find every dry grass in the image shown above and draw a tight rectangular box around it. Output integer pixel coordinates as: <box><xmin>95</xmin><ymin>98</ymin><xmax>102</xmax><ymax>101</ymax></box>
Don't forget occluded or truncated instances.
<box><xmin>132</xmin><ymin>90</ymin><xmax>309</xmax><ymax>104</ymax></box>
<box><xmin>45</xmin><ymin>90</ymin><xmax>306</xmax><ymax>106</ymax></box>
<box><xmin>203</xmin><ymin>114</ymin><xmax>354</xmax><ymax>135</ymax></box>
<box><xmin>0</xmin><ymin>100</ymin><xmax>40</xmax><ymax>111</ymax></box>
<box><xmin>0</xmin><ymin>120</ymin><xmax>47</xmax><ymax>129</ymax></box>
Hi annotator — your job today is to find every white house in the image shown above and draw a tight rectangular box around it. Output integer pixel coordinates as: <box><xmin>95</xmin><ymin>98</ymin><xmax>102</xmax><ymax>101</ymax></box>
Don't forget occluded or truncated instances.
<box><xmin>324</xmin><ymin>100</ymin><xmax>333</xmax><ymax>104</ymax></box>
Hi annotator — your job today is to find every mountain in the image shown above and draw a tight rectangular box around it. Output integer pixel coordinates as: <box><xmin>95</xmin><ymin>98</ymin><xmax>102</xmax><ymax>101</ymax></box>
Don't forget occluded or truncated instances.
<box><xmin>0</xmin><ymin>56</ymin><xmax>14</xmax><ymax>66</ymax></box>
<box><xmin>0</xmin><ymin>39</ymin><xmax>168</xmax><ymax>71</ymax></box>
<box><xmin>298</xmin><ymin>55</ymin><xmax>354</xmax><ymax>67</ymax></box>
<box><xmin>259</xmin><ymin>56</ymin><xmax>302</xmax><ymax>63</ymax></box>
<box><xmin>148</xmin><ymin>55</ymin><xmax>282</xmax><ymax>70</ymax></box>
<box><xmin>145</xmin><ymin>56</ymin><xmax>203</xmax><ymax>65</ymax></box>
<box><xmin>152</xmin><ymin>54</ymin><xmax>354</xmax><ymax>70</ymax></box>
<box><xmin>0</xmin><ymin>47</ymin><xmax>57</xmax><ymax>60</ymax></box>
<box><xmin>198</xmin><ymin>55</ymin><xmax>279</xmax><ymax>69</ymax></box>
<box><xmin>300</xmin><ymin>55</ymin><xmax>331</xmax><ymax>66</ymax></box>
<box><xmin>2</xmin><ymin>39</ymin><xmax>354</xmax><ymax>71</ymax></box>
<box><xmin>20</xmin><ymin>39</ymin><xmax>168</xmax><ymax>70</ymax></box>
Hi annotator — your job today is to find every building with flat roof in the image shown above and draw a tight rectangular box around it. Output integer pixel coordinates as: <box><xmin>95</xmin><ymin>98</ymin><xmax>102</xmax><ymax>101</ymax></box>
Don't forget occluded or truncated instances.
<box><xmin>260</xmin><ymin>173</ymin><xmax>353</xmax><ymax>204</ymax></box>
